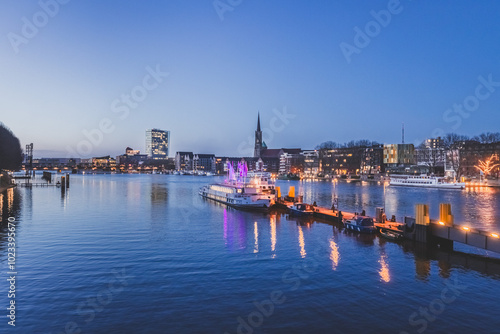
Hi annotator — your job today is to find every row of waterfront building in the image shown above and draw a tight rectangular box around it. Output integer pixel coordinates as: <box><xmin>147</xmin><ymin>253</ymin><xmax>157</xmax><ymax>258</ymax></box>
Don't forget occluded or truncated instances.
<box><xmin>175</xmin><ymin>138</ymin><xmax>500</xmax><ymax>180</ymax></box>
<box><xmin>26</xmin><ymin>116</ymin><xmax>500</xmax><ymax>180</ymax></box>
<box><xmin>28</xmin><ymin>138</ymin><xmax>500</xmax><ymax>181</ymax></box>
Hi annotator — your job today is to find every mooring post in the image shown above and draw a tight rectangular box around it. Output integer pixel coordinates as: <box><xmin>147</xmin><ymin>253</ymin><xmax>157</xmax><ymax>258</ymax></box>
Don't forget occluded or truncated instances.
<box><xmin>436</xmin><ymin>203</ymin><xmax>454</xmax><ymax>250</ymax></box>
<box><xmin>288</xmin><ymin>186</ymin><xmax>295</xmax><ymax>203</ymax></box>
<box><xmin>415</xmin><ymin>204</ymin><xmax>430</xmax><ymax>243</ymax></box>
<box><xmin>66</xmin><ymin>174</ymin><xmax>70</xmax><ymax>188</ymax></box>
<box><xmin>439</xmin><ymin>203</ymin><xmax>453</xmax><ymax>226</ymax></box>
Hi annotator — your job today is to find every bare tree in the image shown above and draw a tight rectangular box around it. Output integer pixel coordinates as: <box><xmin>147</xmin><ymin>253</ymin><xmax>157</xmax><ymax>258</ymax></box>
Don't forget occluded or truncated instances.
<box><xmin>472</xmin><ymin>132</ymin><xmax>500</xmax><ymax>144</ymax></box>
<box><xmin>315</xmin><ymin>141</ymin><xmax>339</xmax><ymax>150</ymax></box>
<box><xmin>442</xmin><ymin>133</ymin><xmax>469</xmax><ymax>148</ymax></box>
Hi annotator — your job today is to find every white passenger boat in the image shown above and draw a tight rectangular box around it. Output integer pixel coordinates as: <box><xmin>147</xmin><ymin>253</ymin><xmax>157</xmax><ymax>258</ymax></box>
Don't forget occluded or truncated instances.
<box><xmin>199</xmin><ymin>163</ymin><xmax>276</xmax><ymax>210</ymax></box>
<box><xmin>389</xmin><ymin>175</ymin><xmax>465</xmax><ymax>189</ymax></box>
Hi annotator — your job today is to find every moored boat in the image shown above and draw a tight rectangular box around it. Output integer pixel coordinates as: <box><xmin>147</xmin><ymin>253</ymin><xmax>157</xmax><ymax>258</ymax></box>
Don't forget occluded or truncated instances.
<box><xmin>379</xmin><ymin>229</ymin><xmax>403</xmax><ymax>241</ymax></box>
<box><xmin>288</xmin><ymin>203</ymin><xmax>315</xmax><ymax>216</ymax></box>
<box><xmin>278</xmin><ymin>173</ymin><xmax>301</xmax><ymax>180</ymax></box>
<box><xmin>389</xmin><ymin>174</ymin><xmax>465</xmax><ymax>189</ymax></box>
<box><xmin>199</xmin><ymin>162</ymin><xmax>276</xmax><ymax>211</ymax></box>
<box><xmin>343</xmin><ymin>216</ymin><xmax>377</xmax><ymax>234</ymax></box>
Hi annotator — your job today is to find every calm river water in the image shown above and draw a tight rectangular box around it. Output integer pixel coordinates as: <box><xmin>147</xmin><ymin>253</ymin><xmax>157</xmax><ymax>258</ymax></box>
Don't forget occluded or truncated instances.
<box><xmin>0</xmin><ymin>174</ymin><xmax>499</xmax><ymax>333</ymax></box>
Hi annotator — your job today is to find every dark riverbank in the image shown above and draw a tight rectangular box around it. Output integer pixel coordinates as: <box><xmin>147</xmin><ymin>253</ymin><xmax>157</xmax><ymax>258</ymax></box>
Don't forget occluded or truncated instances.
<box><xmin>0</xmin><ymin>172</ymin><xmax>15</xmax><ymax>193</ymax></box>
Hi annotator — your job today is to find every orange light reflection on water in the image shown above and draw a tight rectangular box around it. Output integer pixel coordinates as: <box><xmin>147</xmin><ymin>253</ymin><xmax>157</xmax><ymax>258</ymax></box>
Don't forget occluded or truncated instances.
<box><xmin>298</xmin><ymin>225</ymin><xmax>306</xmax><ymax>258</ymax></box>
<box><xmin>270</xmin><ymin>216</ymin><xmax>276</xmax><ymax>258</ymax></box>
<box><xmin>379</xmin><ymin>253</ymin><xmax>390</xmax><ymax>283</ymax></box>
<box><xmin>253</xmin><ymin>222</ymin><xmax>259</xmax><ymax>254</ymax></box>
<box><xmin>329</xmin><ymin>238</ymin><xmax>339</xmax><ymax>270</ymax></box>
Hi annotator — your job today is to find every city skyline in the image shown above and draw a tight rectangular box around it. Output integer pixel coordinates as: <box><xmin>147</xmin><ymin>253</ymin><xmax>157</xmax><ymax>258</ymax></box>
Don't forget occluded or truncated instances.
<box><xmin>2</xmin><ymin>1</ymin><xmax>500</xmax><ymax>158</ymax></box>
<box><xmin>10</xmin><ymin>112</ymin><xmax>500</xmax><ymax>159</ymax></box>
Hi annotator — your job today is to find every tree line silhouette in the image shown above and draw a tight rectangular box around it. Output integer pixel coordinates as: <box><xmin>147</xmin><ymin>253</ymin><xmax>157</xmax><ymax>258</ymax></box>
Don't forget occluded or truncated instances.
<box><xmin>316</xmin><ymin>132</ymin><xmax>500</xmax><ymax>150</ymax></box>
<box><xmin>0</xmin><ymin>123</ymin><xmax>23</xmax><ymax>171</ymax></box>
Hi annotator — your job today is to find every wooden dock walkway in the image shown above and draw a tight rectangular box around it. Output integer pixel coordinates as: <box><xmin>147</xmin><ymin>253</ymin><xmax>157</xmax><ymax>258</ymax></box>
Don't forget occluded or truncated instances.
<box><xmin>274</xmin><ymin>199</ymin><xmax>359</xmax><ymax>223</ymax></box>
<box><xmin>272</xmin><ymin>196</ymin><xmax>500</xmax><ymax>256</ymax></box>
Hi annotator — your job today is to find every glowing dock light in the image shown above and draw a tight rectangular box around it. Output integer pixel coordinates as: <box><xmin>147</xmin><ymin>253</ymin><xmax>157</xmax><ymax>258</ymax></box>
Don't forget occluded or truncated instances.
<box><xmin>491</xmin><ymin>233</ymin><xmax>499</xmax><ymax>238</ymax></box>
<box><xmin>438</xmin><ymin>222</ymin><xmax>445</xmax><ymax>226</ymax></box>
<box><xmin>462</xmin><ymin>226</ymin><xmax>470</xmax><ymax>231</ymax></box>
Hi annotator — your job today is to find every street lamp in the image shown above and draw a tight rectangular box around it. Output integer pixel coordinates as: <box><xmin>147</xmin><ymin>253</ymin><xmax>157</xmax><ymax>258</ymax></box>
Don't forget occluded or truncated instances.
<box><xmin>332</xmin><ymin>178</ymin><xmax>338</xmax><ymax>210</ymax></box>
<box><xmin>383</xmin><ymin>181</ymin><xmax>388</xmax><ymax>213</ymax></box>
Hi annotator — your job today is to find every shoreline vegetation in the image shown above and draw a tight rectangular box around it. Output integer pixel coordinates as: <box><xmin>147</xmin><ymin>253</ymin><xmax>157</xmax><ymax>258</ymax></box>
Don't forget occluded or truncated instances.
<box><xmin>0</xmin><ymin>122</ymin><xmax>23</xmax><ymax>193</ymax></box>
<box><xmin>0</xmin><ymin>172</ymin><xmax>16</xmax><ymax>193</ymax></box>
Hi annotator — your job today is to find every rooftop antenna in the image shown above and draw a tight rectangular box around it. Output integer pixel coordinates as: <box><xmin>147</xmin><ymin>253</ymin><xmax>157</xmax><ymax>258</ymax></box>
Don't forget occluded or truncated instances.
<box><xmin>402</xmin><ymin>122</ymin><xmax>405</xmax><ymax>144</ymax></box>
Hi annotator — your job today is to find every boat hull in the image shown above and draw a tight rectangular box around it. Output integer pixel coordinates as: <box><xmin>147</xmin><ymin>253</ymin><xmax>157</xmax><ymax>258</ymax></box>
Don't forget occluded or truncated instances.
<box><xmin>389</xmin><ymin>174</ymin><xmax>465</xmax><ymax>189</ymax></box>
<box><xmin>199</xmin><ymin>190</ymin><xmax>272</xmax><ymax>211</ymax></box>
<box><xmin>378</xmin><ymin>229</ymin><xmax>404</xmax><ymax>241</ymax></box>
<box><xmin>289</xmin><ymin>209</ymin><xmax>314</xmax><ymax>216</ymax></box>
<box><xmin>344</xmin><ymin>222</ymin><xmax>377</xmax><ymax>234</ymax></box>
<box><xmin>389</xmin><ymin>183</ymin><xmax>465</xmax><ymax>189</ymax></box>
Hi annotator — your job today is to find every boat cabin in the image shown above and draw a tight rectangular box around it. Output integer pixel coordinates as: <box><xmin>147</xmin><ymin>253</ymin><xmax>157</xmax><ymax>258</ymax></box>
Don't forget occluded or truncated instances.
<box><xmin>353</xmin><ymin>217</ymin><xmax>374</xmax><ymax>227</ymax></box>
<box><xmin>294</xmin><ymin>203</ymin><xmax>310</xmax><ymax>211</ymax></box>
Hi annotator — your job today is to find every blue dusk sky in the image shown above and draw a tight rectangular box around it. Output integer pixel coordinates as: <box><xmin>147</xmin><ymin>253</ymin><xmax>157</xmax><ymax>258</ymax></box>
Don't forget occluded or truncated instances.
<box><xmin>1</xmin><ymin>0</ymin><xmax>500</xmax><ymax>158</ymax></box>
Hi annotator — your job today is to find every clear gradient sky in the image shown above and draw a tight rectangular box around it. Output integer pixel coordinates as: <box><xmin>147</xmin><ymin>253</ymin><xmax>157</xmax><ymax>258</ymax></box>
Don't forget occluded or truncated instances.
<box><xmin>1</xmin><ymin>0</ymin><xmax>500</xmax><ymax>158</ymax></box>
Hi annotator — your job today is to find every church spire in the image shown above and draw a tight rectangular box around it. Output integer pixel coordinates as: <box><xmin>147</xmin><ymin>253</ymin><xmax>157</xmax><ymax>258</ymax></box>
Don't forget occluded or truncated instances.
<box><xmin>254</xmin><ymin>112</ymin><xmax>263</xmax><ymax>158</ymax></box>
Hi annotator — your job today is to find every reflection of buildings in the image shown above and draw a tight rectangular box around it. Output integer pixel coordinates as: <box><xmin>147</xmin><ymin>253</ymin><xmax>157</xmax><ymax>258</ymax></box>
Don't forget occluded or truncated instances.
<box><xmin>0</xmin><ymin>188</ymin><xmax>21</xmax><ymax>223</ymax></box>
<box><xmin>270</xmin><ymin>216</ymin><xmax>277</xmax><ymax>258</ymax></box>
<box><xmin>415</xmin><ymin>256</ymin><xmax>431</xmax><ymax>280</ymax></box>
<box><xmin>149</xmin><ymin>183</ymin><xmax>168</xmax><ymax>242</ymax></box>
<box><xmin>378</xmin><ymin>252</ymin><xmax>390</xmax><ymax>283</ymax></box>
<box><xmin>253</xmin><ymin>222</ymin><xmax>259</xmax><ymax>253</ymax></box>
<box><xmin>330</xmin><ymin>237</ymin><xmax>339</xmax><ymax>270</ymax></box>
<box><xmin>146</xmin><ymin>128</ymin><xmax>170</xmax><ymax>159</ymax></box>
<box><xmin>223</xmin><ymin>209</ymin><xmax>247</xmax><ymax>251</ymax></box>
<box><xmin>298</xmin><ymin>225</ymin><xmax>307</xmax><ymax>258</ymax></box>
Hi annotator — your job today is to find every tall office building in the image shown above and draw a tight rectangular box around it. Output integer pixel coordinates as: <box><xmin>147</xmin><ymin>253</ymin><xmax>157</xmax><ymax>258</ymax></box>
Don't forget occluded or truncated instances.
<box><xmin>146</xmin><ymin>129</ymin><xmax>170</xmax><ymax>159</ymax></box>
<box><xmin>383</xmin><ymin>144</ymin><xmax>415</xmax><ymax>166</ymax></box>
